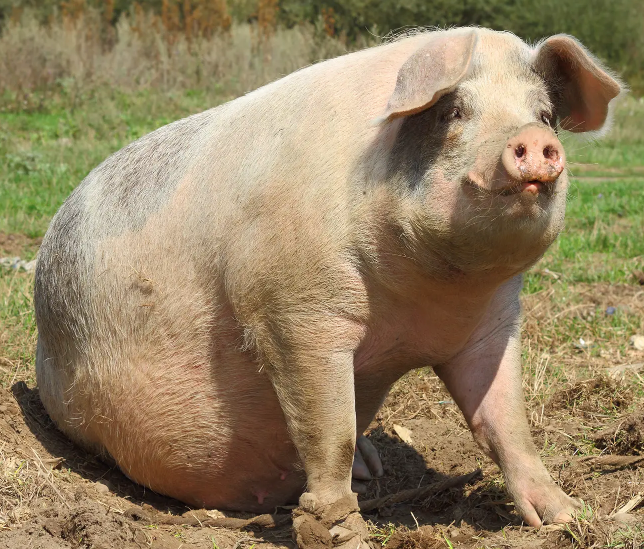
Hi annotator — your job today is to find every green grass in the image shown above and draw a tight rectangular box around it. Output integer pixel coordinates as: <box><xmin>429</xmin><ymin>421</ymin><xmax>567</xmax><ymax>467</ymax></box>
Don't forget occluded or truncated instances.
<box><xmin>525</xmin><ymin>178</ymin><xmax>644</xmax><ymax>290</ymax></box>
<box><xmin>564</xmin><ymin>96</ymin><xmax>644</xmax><ymax>170</ymax></box>
<box><xmin>0</xmin><ymin>88</ymin><xmax>227</xmax><ymax>236</ymax></box>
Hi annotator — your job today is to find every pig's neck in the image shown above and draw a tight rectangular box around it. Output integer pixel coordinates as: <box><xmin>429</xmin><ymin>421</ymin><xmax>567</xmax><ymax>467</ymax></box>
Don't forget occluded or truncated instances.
<box><xmin>351</xmin><ymin>194</ymin><xmax>529</xmax><ymax>370</ymax></box>
<box><xmin>362</xmin><ymin>269</ymin><xmax>499</xmax><ymax>347</ymax></box>
<box><xmin>353</xmin><ymin>208</ymin><xmax>534</xmax><ymax>294</ymax></box>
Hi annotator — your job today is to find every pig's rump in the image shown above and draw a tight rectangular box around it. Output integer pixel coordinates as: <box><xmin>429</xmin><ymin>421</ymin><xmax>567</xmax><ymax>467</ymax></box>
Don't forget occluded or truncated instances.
<box><xmin>33</xmin><ymin>148</ymin><xmax>311</xmax><ymax>511</ymax></box>
<box><xmin>36</xmin><ymin>260</ymin><xmax>305</xmax><ymax>511</ymax></box>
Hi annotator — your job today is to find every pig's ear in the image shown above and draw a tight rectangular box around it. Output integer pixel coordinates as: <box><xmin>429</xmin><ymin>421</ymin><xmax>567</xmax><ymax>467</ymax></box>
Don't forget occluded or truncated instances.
<box><xmin>379</xmin><ymin>30</ymin><xmax>478</xmax><ymax>123</ymax></box>
<box><xmin>533</xmin><ymin>35</ymin><xmax>624</xmax><ymax>133</ymax></box>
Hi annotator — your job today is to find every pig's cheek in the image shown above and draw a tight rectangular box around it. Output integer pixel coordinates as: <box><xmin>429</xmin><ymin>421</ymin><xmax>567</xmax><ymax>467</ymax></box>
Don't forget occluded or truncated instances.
<box><xmin>423</xmin><ymin>170</ymin><xmax>463</xmax><ymax>219</ymax></box>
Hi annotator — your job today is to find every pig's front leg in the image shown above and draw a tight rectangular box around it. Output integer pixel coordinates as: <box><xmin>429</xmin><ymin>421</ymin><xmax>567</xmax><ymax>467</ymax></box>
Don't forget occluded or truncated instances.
<box><xmin>262</xmin><ymin>324</ymin><xmax>372</xmax><ymax>548</ymax></box>
<box><xmin>434</xmin><ymin>277</ymin><xmax>581</xmax><ymax>527</ymax></box>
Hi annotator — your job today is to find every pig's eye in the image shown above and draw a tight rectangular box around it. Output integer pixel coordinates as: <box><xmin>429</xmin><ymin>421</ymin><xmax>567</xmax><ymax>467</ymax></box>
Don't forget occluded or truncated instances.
<box><xmin>541</xmin><ymin>111</ymin><xmax>553</xmax><ymax>127</ymax></box>
<box><xmin>444</xmin><ymin>107</ymin><xmax>462</xmax><ymax>122</ymax></box>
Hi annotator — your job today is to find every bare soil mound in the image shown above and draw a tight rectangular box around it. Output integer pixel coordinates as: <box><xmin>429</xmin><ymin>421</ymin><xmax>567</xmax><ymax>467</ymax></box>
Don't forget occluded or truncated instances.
<box><xmin>546</xmin><ymin>377</ymin><xmax>633</xmax><ymax>417</ymax></box>
<box><xmin>593</xmin><ymin>412</ymin><xmax>644</xmax><ymax>455</ymax></box>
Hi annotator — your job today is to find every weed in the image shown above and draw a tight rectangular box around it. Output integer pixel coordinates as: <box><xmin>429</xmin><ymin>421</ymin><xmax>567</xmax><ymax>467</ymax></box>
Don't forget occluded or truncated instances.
<box><xmin>370</xmin><ymin>522</ymin><xmax>397</xmax><ymax>546</ymax></box>
<box><xmin>0</xmin><ymin>9</ymin><xmax>360</xmax><ymax>101</ymax></box>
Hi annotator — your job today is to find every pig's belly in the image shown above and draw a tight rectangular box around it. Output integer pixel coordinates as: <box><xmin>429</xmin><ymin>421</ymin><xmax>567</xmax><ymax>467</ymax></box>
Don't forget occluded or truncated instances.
<box><xmin>97</xmin><ymin>352</ymin><xmax>306</xmax><ymax>512</ymax></box>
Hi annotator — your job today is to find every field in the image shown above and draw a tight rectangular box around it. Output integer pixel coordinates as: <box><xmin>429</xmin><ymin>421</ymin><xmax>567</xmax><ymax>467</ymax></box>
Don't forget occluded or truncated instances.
<box><xmin>1</xmin><ymin>59</ymin><xmax>644</xmax><ymax>549</ymax></box>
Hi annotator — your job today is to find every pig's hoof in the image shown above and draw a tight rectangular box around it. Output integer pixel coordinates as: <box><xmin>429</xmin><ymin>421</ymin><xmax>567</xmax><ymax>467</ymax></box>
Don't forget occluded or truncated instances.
<box><xmin>513</xmin><ymin>481</ymin><xmax>582</xmax><ymax>527</ymax></box>
<box><xmin>293</xmin><ymin>493</ymin><xmax>373</xmax><ymax>549</ymax></box>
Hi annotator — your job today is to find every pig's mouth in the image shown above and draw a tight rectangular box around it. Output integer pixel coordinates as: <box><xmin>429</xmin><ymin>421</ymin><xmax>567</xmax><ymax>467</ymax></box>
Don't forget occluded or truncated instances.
<box><xmin>497</xmin><ymin>180</ymin><xmax>555</xmax><ymax>197</ymax></box>
<box><xmin>465</xmin><ymin>176</ymin><xmax>556</xmax><ymax>199</ymax></box>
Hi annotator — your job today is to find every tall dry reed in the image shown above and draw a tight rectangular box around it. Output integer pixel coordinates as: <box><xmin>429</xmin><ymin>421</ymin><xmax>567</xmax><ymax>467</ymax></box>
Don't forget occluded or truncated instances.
<box><xmin>0</xmin><ymin>8</ymin><xmax>365</xmax><ymax>101</ymax></box>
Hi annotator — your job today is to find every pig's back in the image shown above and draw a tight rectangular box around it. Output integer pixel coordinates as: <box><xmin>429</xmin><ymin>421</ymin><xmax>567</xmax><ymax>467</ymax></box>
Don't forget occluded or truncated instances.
<box><xmin>34</xmin><ymin>33</ymin><xmax>425</xmax><ymax>353</ymax></box>
<box><xmin>41</xmin><ymin>31</ymin><xmax>423</xmax><ymax>252</ymax></box>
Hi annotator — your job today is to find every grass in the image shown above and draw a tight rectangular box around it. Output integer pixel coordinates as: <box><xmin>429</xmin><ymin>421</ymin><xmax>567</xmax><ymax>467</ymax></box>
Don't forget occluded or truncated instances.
<box><xmin>0</xmin><ymin>88</ymin><xmax>230</xmax><ymax>236</ymax></box>
<box><xmin>521</xmin><ymin>280</ymin><xmax>644</xmax><ymax>411</ymax></box>
<box><xmin>0</xmin><ymin>271</ymin><xmax>36</xmax><ymax>388</ymax></box>
<box><xmin>564</xmin><ymin>97</ymin><xmax>644</xmax><ymax>171</ymax></box>
<box><xmin>524</xmin><ymin>178</ymin><xmax>644</xmax><ymax>289</ymax></box>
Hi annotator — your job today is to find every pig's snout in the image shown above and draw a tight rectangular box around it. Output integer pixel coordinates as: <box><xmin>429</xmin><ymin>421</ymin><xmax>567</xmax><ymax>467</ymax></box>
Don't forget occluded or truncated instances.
<box><xmin>501</xmin><ymin>124</ymin><xmax>565</xmax><ymax>186</ymax></box>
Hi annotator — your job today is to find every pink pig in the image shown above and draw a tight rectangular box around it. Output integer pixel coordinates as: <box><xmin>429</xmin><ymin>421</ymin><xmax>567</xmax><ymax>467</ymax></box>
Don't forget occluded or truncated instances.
<box><xmin>35</xmin><ymin>27</ymin><xmax>622</xmax><ymax>547</ymax></box>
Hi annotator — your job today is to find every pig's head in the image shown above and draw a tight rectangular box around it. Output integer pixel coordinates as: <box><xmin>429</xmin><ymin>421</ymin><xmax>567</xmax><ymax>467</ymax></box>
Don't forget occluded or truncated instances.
<box><xmin>378</xmin><ymin>28</ymin><xmax>623</xmax><ymax>276</ymax></box>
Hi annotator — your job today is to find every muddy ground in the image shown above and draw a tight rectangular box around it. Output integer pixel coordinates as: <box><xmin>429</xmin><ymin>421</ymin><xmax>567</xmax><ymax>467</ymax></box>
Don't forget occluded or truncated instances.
<box><xmin>0</xmin><ymin>283</ymin><xmax>643</xmax><ymax>548</ymax></box>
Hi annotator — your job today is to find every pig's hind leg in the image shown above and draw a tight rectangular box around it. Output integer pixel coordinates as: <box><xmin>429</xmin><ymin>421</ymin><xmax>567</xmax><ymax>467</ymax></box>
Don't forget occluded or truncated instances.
<box><xmin>352</xmin><ymin>436</ymin><xmax>384</xmax><ymax>494</ymax></box>
<box><xmin>434</xmin><ymin>277</ymin><xmax>581</xmax><ymax>527</ymax></box>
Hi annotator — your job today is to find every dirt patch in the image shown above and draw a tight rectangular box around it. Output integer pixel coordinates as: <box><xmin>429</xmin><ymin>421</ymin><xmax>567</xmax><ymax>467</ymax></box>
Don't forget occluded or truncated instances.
<box><xmin>573</xmin><ymin>176</ymin><xmax>634</xmax><ymax>182</ymax></box>
<box><xmin>0</xmin><ymin>231</ymin><xmax>42</xmax><ymax>257</ymax></box>
<box><xmin>386</xmin><ymin>525</ymin><xmax>442</xmax><ymax>549</ymax></box>
<box><xmin>0</xmin><ymin>500</ymin><xmax>140</xmax><ymax>549</ymax></box>
<box><xmin>633</xmin><ymin>270</ymin><xmax>644</xmax><ymax>286</ymax></box>
<box><xmin>593</xmin><ymin>412</ymin><xmax>644</xmax><ymax>455</ymax></box>
<box><xmin>569</xmin><ymin>164</ymin><xmax>644</xmax><ymax>176</ymax></box>
<box><xmin>546</xmin><ymin>377</ymin><xmax>632</xmax><ymax>417</ymax></box>
<box><xmin>576</xmin><ymin>283</ymin><xmax>644</xmax><ymax>311</ymax></box>
<box><xmin>1</xmin><ymin>500</ymin><xmax>255</xmax><ymax>549</ymax></box>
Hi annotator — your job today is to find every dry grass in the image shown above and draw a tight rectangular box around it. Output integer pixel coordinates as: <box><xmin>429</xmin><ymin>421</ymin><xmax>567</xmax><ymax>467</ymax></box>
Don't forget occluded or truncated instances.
<box><xmin>522</xmin><ymin>281</ymin><xmax>644</xmax><ymax>406</ymax></box>
<box><xmin>0</xmin><ymin>450</ymin><xmax>38</xmax><ymax>529</ymax></box>
<box><xmin>0</xmin><ymin>271</ymin><xmax>37</xmax><ymax>389</ymax></box>
<box><xmin>0</xmin><ymin>8</ymin><xmax>368</xmax><ymax>102</ymax></box>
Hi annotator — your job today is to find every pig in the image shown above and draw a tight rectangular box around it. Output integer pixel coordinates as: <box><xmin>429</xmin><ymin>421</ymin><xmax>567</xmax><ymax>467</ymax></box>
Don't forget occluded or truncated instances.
<box><xmin>34</xmin><ymin>27</ymin><xmax>622</xmax><ymax>548</ymax></box>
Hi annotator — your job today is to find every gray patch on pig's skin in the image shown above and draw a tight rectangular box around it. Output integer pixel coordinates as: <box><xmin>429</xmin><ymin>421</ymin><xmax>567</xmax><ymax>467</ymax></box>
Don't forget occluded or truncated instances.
<box><xmin>34</xmin><ymin>186</ymin><xmax>92</xmax><ymax>360</ymax></box>
<box><xmin>386</xmin><ymin>100</ymin><xmax>450</xmax><ymax>191</ymax></box>
<box><xmin>91</xmin><ymin>110</ymin><xmax>214</xmax><ymax>236</ymax></box>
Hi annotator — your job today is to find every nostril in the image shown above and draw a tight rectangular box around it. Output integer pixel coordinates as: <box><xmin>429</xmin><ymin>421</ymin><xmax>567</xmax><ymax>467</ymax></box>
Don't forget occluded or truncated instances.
<box><xmin>515</xmin><ymin>144</ymin><xmax>526</xmax><ymax>158</ymax></box>
<box><xmin>543</xmin><ymin>145</ymin><xmax>558</xmax><ymax>161</ymax></box>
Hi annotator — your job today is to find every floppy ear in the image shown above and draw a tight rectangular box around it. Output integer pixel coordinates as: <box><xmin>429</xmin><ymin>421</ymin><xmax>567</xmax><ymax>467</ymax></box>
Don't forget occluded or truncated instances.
<box><xmin>380</xmin><ymin>30</ymin><xmax>478</xmax><ymax>123</ymax></box>
<box><xmin>533</xmin><ymin>35</ymin><xmax>623</xmax><ymax>133</ymax></box>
